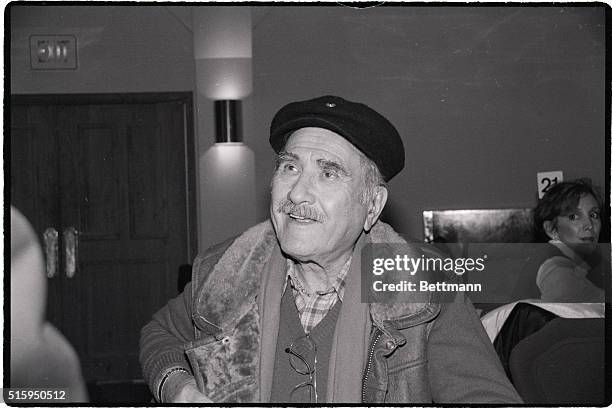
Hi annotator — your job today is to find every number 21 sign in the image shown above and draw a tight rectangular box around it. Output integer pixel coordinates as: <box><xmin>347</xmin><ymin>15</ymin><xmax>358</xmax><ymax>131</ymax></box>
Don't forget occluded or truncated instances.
<box><xmin>537</xmin><ymin>171</ymin><xmax>564</xmax><ymax>199</ymax></box>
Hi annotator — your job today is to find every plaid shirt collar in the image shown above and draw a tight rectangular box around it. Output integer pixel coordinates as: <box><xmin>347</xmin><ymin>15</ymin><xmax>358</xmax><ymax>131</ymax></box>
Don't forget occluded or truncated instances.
<box><xmin>282</xmin><ymin>257</ymin><xmax>351</xmax><ymax>333</ymax></box>
<box><xmin>283</xmin><ymin>257</ymin><xmax>351</xmax><ymax>299</ymax></box>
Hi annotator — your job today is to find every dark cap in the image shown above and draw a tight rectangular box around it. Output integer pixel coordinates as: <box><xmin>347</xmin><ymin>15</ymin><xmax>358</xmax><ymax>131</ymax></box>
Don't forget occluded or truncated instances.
<box><xmin>269</xmin><ymin>95</ymin><xmax>405</xmax><ymax>181</ymax></box>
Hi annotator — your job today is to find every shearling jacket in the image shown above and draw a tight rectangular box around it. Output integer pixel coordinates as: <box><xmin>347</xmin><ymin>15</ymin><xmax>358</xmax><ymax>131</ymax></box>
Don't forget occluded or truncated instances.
<box><xmin>139</xmin><ymin>220</ymin><xmax>522</xmax><ymax>404</ymax></box>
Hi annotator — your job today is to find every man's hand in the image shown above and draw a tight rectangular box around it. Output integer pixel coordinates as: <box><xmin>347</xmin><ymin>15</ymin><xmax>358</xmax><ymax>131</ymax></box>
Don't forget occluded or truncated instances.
<box><xmin>171</xmin><ymin>379</ymin><xmax>212</xmax><ymax>403</ymax></box>
<box><xmin>162</xmin><ymin>371</ymin><xmax>212</xmax><ymax>403</ymax></box>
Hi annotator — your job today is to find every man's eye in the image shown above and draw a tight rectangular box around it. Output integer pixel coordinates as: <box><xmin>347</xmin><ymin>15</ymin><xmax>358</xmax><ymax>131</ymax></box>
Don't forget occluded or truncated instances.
<box><xmin>568</xmin><ymin>214</ymin><xmax>578</xmax><ymax>221</ymax></box>
<box><xmin>322</xmin><ymin>169</ymin><xmax>338</xmax><ymax>179</ymax></box>
<box><xmin>282</xmin><ymin>163</ymin><xmax>298</xmax><ymax>172</ymax></box>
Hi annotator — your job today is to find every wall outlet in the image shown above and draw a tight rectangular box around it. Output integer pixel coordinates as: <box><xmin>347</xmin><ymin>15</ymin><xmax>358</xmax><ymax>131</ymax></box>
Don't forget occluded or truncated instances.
<box><xmin>30</xmin><ymin>35</ymin><xmax>77</xmax><ymax>70</ymax></box>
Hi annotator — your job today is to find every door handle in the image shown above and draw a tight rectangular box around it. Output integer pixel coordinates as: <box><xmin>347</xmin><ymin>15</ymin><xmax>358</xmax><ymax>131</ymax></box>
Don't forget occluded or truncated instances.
<box><xmin>43</xmin><ymin>227</ymin><xmax>59</xmax><ymax>278</ymax></box>
<box><xmin>64</xmin><ymin>227</ymin><xmax>79</xmax><ymax>278</ymax></box>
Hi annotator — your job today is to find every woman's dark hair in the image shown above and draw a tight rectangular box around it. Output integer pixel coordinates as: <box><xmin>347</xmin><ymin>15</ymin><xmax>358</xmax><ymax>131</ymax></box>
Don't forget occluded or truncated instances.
<box><xmin>534</xmin><ymin>178</ymin><xmax>604</xmax><ymax>242</ymax></box>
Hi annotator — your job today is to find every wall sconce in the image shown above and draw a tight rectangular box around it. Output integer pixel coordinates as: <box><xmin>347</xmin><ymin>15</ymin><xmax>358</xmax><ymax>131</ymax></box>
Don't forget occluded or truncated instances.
<box><xmin>214</xmin><ymin>100</ymin><xmax>242</xmax><ymax>143</ymax></box>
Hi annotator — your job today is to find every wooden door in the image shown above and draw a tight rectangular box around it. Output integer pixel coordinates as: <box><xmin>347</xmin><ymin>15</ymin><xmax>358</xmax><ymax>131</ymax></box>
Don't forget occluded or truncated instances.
<box><xmin>10</xmin><ymin>93</ymin><xmax>196</xmax><ymax>383</ymax></box>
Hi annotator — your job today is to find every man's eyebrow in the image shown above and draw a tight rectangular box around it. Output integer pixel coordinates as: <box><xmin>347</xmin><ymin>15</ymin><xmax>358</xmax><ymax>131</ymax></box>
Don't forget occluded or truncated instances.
<box><xmin>277</xmin><ymin>151</ymin><xmax>299</xmax><ymax>161</ymax></box>
<box><xmin>275</xmin><ymin>151</ymin><xmax>299</xmax><ymax>168</ymax></box>
<box><xmin>318</xmin><ymin>159</ymin><xmax>350</xmax><ymax>176</ymax></box>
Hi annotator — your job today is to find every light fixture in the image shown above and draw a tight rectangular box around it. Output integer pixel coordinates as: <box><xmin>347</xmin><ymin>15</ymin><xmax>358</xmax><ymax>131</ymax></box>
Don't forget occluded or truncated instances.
<box><xmin>214</xmin><ymin>100</ymin><xmax>242</xmax><ymax>143</ymax></box>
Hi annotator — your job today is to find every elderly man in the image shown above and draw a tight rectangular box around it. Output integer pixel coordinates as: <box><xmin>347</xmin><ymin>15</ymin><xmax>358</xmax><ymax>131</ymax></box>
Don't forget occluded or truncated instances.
<box><xmin>139</xmin><ymin>95</ymin><xmax>522</xmax><ymax>403</ymax></box>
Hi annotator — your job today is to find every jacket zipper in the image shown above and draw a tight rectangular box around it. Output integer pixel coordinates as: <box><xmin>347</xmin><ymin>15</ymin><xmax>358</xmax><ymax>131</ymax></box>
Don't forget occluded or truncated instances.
<box><xmin>362</xmin><ymin>329</ymin><xmax>382</xmax><ymax>402</ymax></box>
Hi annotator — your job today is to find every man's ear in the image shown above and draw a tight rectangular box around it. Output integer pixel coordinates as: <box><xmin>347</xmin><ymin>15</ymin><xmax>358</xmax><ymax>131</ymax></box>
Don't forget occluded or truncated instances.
<box><xmin>543</xmin><ymin>220</ymin><xmax>558</xmax><ymax>240</ymax></box>
<box><xmin>364</xmin><ymin>186</ymin><xmax>388</xmax><ymax>232</ymax></box>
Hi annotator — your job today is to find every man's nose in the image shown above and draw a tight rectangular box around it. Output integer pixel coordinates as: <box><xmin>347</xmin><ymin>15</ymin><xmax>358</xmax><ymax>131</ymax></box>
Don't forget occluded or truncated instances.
<box><xmin>288</xmin><ymin>172</ymin><xmax>315</xmax><ymax>204</ymax></box>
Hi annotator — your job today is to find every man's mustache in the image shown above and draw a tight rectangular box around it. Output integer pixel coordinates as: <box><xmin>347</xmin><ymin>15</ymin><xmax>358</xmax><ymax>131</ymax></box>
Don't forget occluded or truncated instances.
<box><xmin>276</xmin><ymin>199</ymin><xmax>325</xmax><ymax>222</ymax></box>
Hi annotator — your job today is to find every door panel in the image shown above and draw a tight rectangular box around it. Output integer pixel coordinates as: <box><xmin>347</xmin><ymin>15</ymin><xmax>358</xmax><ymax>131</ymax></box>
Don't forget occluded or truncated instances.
<box><xmin>10</xmin><ymin>94</ymin><xmax>195</xmax><ymax>383</ymax></box>
<box><xmin>127</xmin><ymin>122</ymin><xmax>168</xmax><ymax>239</ymax></box>
<box><xmin>77</xmin><ymin>124</ymin><xmax>122</xmax><ymax>239</ymax></box>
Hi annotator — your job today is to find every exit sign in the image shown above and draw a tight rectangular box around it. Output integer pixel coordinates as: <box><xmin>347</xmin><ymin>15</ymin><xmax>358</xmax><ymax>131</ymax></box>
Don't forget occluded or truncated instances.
<box><xmin>30</xmin><ymin>35</ymin><xmax>77</xmax><ymax>70</ymax></box>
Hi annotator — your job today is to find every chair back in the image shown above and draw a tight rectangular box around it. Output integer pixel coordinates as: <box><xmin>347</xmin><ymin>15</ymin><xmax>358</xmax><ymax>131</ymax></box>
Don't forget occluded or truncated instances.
<box><xmin>509</xmin><ymin>317</ymin><xmax>605</xmax><ymax>405</ymax></box>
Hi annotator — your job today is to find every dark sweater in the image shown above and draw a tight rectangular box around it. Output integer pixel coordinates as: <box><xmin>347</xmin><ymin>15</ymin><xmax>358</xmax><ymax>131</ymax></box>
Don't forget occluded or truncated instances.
<box><xmin>270</xmin><ymin>288</ymin><xmax>341</xmax><ymax>403</ymax></box>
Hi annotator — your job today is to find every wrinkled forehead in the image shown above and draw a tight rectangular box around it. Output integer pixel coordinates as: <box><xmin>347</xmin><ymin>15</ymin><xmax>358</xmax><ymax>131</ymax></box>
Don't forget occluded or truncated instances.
<box><xmin>282</xmin><ymin>127</ymin><xmax>367</xmax><ymax>165</ymax></box>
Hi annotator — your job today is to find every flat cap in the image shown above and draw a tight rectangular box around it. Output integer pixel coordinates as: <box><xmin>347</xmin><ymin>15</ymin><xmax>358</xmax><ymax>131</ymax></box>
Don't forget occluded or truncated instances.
<box><xmin>269</xmin><ymin>95</ymin><xmax>405</xmax><ymax>181</ymax></box>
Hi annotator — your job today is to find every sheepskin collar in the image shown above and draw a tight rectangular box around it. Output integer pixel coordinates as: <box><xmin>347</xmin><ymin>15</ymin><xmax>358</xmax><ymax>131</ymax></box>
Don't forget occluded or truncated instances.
<box><xmin>192</xmin><ymin>222</ymin><xmax>277</xmax><ymax>336</ymax></box>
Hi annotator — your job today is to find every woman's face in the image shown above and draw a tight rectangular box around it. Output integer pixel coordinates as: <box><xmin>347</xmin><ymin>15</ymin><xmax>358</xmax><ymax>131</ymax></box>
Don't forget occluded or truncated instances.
<box><xmin>547</xmin><ymin>193</ymin><xmax>601</xmax><ymax>254</ymax></box>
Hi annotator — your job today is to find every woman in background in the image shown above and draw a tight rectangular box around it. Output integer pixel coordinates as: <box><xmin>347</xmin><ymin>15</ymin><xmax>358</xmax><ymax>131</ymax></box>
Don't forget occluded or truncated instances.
<box><xmin>532</xmin><ymin>178</ymin><xmax>606</xmax><ymax>302</ymax></box>
<box><xmin>483</xmin><ymin>179</ymin><xmax>606</xmax><ymax>381</ymax></box>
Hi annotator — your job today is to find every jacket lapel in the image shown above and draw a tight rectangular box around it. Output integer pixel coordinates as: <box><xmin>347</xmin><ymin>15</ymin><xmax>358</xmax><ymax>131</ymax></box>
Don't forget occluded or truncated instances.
<box><xmin>258</xmin><ymin>244</ymin><xmax>286</xmax><ymax>401</ymax></box>
<box><xmin>186</xmin><ymin>221</ymin><xmax>277</xmax><ymax>402</ymax></box>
